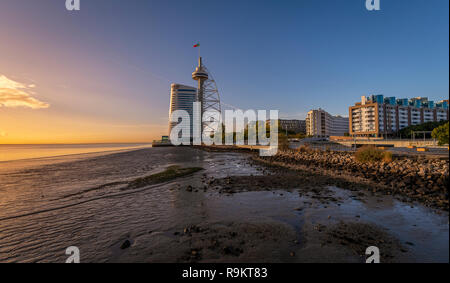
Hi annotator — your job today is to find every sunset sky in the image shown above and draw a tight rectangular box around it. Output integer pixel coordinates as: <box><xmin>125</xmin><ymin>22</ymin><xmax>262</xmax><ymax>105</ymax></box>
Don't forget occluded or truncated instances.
<box><xmin>0</xmin><ymin>0</ymin><xmax>448</xmax><ymax>144</ymax></box>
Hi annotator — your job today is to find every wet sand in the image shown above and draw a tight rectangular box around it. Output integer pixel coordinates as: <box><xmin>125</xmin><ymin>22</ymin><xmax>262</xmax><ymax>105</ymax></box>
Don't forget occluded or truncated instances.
<box><xmin>0</xmin><ymin>147</ymin><xmax>448</xmax><ymax>263</ymax></box>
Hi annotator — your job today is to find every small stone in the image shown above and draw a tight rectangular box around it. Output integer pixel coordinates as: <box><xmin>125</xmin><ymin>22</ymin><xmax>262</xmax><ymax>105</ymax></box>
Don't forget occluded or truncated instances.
<box><xmin>120</xmin><ymin>240</ymin><xmax>131</xmax><ymax>250</ymax></box>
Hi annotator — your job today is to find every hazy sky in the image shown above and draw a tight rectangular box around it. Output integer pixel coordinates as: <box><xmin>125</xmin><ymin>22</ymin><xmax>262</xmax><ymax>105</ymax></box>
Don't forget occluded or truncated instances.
<box><xmin>0</xmin><ymin>0</ymin><xmax>448</xmax><ymax>143</ymax></box>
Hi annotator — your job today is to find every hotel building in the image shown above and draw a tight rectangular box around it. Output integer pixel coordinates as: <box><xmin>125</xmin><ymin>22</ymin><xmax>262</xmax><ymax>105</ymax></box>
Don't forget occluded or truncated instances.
<box><xmin>168</xmin><ymin>84</ymin><xmax>197</xmax><ymax>138</ymax></box>
<box><xmin>306</xmin><ymin>109</ymin><xmax>349</xmax><ymax>137</ymax></box>
<box><xmin>349</xmin><ymin>95</ymin><xmax>449</xmax><ymax>137</ymax></box>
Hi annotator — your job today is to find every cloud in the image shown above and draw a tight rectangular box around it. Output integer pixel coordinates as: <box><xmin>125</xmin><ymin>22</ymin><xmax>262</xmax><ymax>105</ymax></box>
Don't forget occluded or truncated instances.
<box><xmin>0</xmin><ymin>75</ymin><xmax>49</xmax><ymax>109</ymax></box>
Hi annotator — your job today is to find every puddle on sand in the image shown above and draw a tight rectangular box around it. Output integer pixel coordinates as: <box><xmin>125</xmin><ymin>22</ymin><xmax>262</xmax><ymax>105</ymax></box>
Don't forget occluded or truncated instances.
<box><xmin>201</xmin><ymin>187</ymin><xmax>449</xmax><ymax>263</ymax></box>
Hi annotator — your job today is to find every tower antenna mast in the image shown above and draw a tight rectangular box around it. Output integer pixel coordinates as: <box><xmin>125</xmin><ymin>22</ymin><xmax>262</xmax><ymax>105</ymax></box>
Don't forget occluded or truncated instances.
<box><xmin>192</xmin><ymin>44</ymin><xmax>222</xmax><ymax>140</ymax></box>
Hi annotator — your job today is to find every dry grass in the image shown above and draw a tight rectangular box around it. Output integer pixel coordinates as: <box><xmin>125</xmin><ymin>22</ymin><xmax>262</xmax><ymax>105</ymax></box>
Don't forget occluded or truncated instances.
<box><xmin>355</xmin><ymin>146</ymin><xmax>393</xmax><ymax>163</ymax></box>
<box><xmin>278</xmin><ymin>134</ymin><xmax>290</xmax><ymax>151</ymax></box>
<box><xmin>382</xmin><ymin>151</ymin><xmax>393</xmax><ymax>163</ymax></box>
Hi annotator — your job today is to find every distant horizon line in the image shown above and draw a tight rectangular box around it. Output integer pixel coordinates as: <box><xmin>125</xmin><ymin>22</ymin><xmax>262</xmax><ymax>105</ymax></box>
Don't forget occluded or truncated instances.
<box><xmin>0</xmin><ymin>142</ymin><xmax>153</xmax><ymax>145</ymax></box>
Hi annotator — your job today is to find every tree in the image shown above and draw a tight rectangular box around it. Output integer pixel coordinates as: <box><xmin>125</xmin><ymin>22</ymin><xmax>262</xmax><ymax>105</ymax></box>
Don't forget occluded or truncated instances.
<box><xmin>432</xmin><ymin>122</ymin><xmax>449</xmax><ymax>146</ymax></box>
<box><xmin>398</xmin><ymin>120</ymin><xmax>448</xmax><ymax>139</ymax></box>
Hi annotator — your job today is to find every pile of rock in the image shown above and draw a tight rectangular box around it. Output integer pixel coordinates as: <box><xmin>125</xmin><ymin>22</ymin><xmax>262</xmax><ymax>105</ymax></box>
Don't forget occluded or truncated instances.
<box><xmin>258</xmin><ymin>149</ymin><xmax>449</xmax><ymax>210</ymax></box>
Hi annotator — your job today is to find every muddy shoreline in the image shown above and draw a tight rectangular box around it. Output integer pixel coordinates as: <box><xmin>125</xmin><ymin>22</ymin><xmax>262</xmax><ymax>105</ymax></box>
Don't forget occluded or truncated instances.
<box><xmin>1</xmin><ymin>147</ymin><xmax>448</xmax><ymax>263</ymax></box>
<box><xmin>197</xmin><ymin>145</ymin><xmax>449</xmax><ymax>211</ymax></box>
<box><xmin>143</xmin><ymin>145</ymin><xmax>448</xmax><ymax>263</ymax></box>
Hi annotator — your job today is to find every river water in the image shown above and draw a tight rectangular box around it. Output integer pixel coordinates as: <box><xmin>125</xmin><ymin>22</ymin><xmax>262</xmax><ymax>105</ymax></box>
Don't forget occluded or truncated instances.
<box><xmin>0</xmin><ymin>143</ymin><xmax>152</xmax><ymax>162</ymax></box>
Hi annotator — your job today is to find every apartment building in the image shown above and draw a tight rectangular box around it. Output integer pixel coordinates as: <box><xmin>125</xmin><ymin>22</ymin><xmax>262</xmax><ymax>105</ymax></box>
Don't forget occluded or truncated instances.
<box><xmin>264</xmin><ymin>119</ymin><xmax>306</xmax><ymax>134</ymax></box>
<box><xmin>349</xmin><ymin>95</ymin><xmax>449</xmax><ymax>137</ymax></box>
<box><xmin>279</xmin><ymin>119</ymin><xmax>306</xmax><ymax>134</ymax></box>
<box><xmin>306</xmin><ymin>109</ymin><xmax>349</xmax><ymax>137</ymax></box>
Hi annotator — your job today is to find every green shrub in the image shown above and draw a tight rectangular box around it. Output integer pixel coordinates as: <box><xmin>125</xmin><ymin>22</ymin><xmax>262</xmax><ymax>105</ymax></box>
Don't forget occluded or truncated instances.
<box><xmin>355</xmin><ymin>146</ymin><xmax>393</xmax><ymax>163</ymax></box>
<box><xmin>432</xmin><ymin>122</ymin><xmax>449</xmax><ymax>146</ymax></box>
<box><xmin>399</xmin><ymin>120</ymin><xmax>448</xmax><ymax>139</ymax></box>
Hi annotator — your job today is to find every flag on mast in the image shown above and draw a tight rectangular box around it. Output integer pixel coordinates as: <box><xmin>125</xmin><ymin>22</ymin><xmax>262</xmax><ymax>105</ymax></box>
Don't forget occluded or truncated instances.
<box><xmin>193</xmin><ymin>43</ymin><xmax>200</xmax><ymax>48</ymax></box>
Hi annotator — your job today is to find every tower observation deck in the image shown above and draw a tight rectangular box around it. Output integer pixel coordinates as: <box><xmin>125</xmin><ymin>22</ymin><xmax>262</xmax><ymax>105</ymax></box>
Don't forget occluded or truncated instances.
<box><xmin>192</xmin><ymin>56</ymin><xmax>221</xmax><ymax>138</ymax></box>
<box><xmin>192</xmin><ymin>57</ymin><xmax>209</xmax><ymax>110</ymax></box>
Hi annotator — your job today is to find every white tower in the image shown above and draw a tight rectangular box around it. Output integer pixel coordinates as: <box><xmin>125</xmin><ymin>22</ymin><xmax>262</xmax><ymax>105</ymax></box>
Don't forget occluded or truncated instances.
<box><xmin>192</xmin><ymin>57</ymin><xmax>221</xmax><ymax>137</ymax></box>
<box><xmin>192</xmin><ymin>56</ymin><xmax>209</xmax><ymax>119</ymax></box>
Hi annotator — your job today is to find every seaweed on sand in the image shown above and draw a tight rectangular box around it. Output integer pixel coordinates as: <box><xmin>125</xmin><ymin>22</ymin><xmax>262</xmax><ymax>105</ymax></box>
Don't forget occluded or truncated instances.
<box><xmin>125</xmin><ymin>165</ymin><xmax>203</xmax><ymax>190</ymax></box>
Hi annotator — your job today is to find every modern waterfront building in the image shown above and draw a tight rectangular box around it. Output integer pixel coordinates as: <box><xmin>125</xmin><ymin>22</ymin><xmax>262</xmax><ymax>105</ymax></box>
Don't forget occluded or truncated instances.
<box><xmin>349</xmin><ymin>95</ymin><xmax>449</xmax><ymax>137</ymax></box>
<box><xmin>298</xmin><ymin>120</ymin><xmax>306</xmax><ymax>134</ymax></box>
<box><xmin>264</xmin><ymin>119</ymin><xmax>306</xmax><ymax>134</ymax></box>
<box><xmin>279</xmin><ymin>119</ymin><xmax>306</xmax><ymax>134</ymax></box>
<box><xmin>306</xmin><ymin>109</ymin><xmax>349</xmax><ymax>137</ymax></box>
<box><xmin>168</xmin><ymin>84</ymin><xmax>197</xmax><ymax>138</ymax></box>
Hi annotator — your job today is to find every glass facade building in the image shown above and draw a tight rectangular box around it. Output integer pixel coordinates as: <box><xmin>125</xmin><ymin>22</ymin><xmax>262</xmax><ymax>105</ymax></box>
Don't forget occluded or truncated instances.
<box><xmin>168</xmin><ymin>84</ymin><xmax>197</xmax><ymax>138</ymax></box>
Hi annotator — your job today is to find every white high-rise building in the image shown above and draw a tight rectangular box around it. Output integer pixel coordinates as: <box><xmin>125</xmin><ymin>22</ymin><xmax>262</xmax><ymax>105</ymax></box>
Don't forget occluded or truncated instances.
<box><xmin>306</xmin><ymin>109</ymin><xmax>349</xmax><ymax>137</ymax></box>
<box><xmin>168</xmin><ymin>84</ymin><xmax>197</xmax><ymax>138</ymax></box>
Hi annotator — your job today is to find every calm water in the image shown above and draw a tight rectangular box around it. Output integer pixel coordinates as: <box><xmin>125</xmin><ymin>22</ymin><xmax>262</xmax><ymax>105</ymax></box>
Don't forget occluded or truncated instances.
<box><xmin>0</xmin><ymin>143</ymin><xmax>152</xmax><ymax>162</ymax></box>
<box><xmin>0</xmin><ymin>147</ymin><xmax>447</xmax><ymax>262</ymax></box>
<box><xmin>0</xmin><ymin>147</ymin><xmax>263</xmax><ymax>262</ymax></box>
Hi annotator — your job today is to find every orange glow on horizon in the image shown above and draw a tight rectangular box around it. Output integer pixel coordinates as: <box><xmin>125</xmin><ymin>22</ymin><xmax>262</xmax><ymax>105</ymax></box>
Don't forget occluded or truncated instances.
<box><xmin>0</xmin><ymin>74</ymin><xmax>168</xmax><ymax>144</ymax></box>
